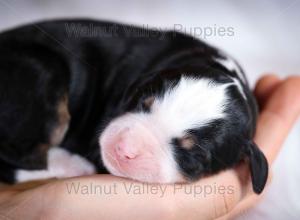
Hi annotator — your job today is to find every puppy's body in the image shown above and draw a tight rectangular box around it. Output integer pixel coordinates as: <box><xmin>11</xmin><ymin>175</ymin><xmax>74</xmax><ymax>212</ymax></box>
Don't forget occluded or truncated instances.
<box><xmin>0</xmin><ymin>19</ymin><xmax>267</xmax><ymax>193</ymax></box>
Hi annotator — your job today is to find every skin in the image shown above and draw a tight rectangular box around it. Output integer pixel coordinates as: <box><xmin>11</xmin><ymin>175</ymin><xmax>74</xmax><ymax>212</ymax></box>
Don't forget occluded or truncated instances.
<box><xmin>0</xmin><ymin>74</ymin><xmax>300</xmax><ymax>220</ymax></box>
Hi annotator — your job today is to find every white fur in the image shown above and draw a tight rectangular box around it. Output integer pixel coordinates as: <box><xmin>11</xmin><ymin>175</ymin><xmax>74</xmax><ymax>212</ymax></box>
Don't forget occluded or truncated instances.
<box><xmin>16</xmin><ymin>148</ymin><xmax>96</xmax><ymax>182</ymax></box>
<box><xmin>150</xmin><ymin>77</ymin><xmax>230</xmax><ymax>137</ymax></box>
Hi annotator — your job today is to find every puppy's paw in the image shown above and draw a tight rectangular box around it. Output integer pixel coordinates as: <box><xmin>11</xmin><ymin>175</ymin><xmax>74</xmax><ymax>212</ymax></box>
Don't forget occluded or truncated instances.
<box><xmin>16</xmin><ymin>148</ymin><xmax>96</xmax><ymax>182</ymax></box>
<box><xmin>47</xmin><ymin>147</ymin><xmax>96</xmax><ymax>177</ymax></box>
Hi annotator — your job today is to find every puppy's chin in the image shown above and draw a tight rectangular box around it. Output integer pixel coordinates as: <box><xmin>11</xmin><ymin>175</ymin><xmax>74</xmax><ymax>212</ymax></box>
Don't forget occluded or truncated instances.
<box><xmin>106</xmin><ymin>164</ymin><xmax>187</xmax><ymax>184</ymax></box>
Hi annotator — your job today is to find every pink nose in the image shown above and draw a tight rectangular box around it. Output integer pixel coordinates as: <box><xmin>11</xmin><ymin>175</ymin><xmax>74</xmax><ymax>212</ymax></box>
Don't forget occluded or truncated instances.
<box><xmin>115</xmin><ymin>136</ymin><xmax>140</xmax><ymax>160</ymax></box>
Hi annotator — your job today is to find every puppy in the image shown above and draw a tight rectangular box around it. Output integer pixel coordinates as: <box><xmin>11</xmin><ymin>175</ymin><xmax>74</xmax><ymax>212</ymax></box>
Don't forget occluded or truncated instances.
<box><xmin>0</xmin><ymin>19</ymin><xmax>268</xmax><ymax>193</ymax></box>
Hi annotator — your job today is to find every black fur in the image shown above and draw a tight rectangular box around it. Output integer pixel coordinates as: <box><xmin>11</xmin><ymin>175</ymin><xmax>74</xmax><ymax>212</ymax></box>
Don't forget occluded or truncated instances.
<box><xmin>0</xmin><ymin>19</ymin><xmax>268</xmax><ymax>193</ymax></box>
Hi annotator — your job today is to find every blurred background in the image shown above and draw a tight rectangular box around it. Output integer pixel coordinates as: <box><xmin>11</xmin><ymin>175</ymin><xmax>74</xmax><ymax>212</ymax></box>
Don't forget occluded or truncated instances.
<box><xmin>0</xmin><ymin>0</ymin><xmax>299</xmax><ymax>219</ymax></box>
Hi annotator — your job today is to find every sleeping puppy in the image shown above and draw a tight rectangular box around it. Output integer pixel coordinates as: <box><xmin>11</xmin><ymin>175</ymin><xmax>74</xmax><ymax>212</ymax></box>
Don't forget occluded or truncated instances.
<box><xmin>0</xmin><ymin>19</ymin><xmax>268</xmax><ymax>193</ymax></box>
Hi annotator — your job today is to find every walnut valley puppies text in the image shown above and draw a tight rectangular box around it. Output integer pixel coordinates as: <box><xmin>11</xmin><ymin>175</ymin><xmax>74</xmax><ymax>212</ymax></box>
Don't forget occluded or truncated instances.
<box><xmin>64</xmin><ymin>23</ymin><xmax>235</xmax><ymax>40</ymax></box>
<box><xmin>65</xmin><ymin>181</ymin><xmax>235</xmax><ymax>198</ymax></box>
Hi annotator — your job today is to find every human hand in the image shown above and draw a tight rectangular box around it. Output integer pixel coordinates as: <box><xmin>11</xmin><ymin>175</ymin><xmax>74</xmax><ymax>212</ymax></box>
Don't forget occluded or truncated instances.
<box><xmin>1</xmin><ymin>75</ymin><xmax>300</xmax><ymax>220</ymax></box>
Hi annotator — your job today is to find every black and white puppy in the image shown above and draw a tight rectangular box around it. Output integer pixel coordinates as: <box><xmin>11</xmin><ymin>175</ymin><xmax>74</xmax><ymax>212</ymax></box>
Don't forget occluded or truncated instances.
<box><xmin>0</xmin><ymin>19</ymin><xmax>268</xmax><ymax>193</ymax></box>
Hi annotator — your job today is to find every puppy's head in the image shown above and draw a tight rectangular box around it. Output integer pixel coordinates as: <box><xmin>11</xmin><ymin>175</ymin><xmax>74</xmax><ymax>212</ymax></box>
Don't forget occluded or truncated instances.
<box><xmin>99</xmin><ymin>69</ymin><xmax>268</xmax><ymax>194</ymax></box>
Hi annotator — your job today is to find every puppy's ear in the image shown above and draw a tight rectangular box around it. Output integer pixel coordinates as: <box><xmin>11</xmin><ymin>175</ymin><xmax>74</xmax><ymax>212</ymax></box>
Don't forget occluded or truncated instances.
<box><xmin>245</xmin><ymin>141</ymin><xmax>268</xmax><ymax>194</ymax></box>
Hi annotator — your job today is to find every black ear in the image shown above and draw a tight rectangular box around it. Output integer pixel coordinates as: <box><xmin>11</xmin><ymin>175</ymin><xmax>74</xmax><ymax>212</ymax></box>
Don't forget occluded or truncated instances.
<box><xmin>246</xmin><ymin>141</ymin><xmax>268</xmax><ymax>194</ymax></box>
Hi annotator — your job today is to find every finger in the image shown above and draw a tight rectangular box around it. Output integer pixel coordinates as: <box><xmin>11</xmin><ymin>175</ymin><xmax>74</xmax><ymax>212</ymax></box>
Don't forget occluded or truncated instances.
<box><xmin>219</xmin><ymin>171</ymin><xmax>274</xmax><ymax>220</ymax></box>
<box><xmin>255</xmin><ymin>76</ymin><xmax>300</xmax><ymax>163</ymax></box>
<box><xmin>254</xmin><ymin>74</ymin><xmax>282</xmax><ymax>108</ymax></box>
<box><xmin>172</xmin><ymin>170</ymin><xmax>244</xmax><ymax>220</ymax></box>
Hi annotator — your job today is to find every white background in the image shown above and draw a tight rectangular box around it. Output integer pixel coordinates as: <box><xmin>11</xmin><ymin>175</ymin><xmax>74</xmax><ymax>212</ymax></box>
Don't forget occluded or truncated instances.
<box><xmin>0</xmin><ymin>0</ymin><xmax>299</xmax><ymax>219</ymax></box>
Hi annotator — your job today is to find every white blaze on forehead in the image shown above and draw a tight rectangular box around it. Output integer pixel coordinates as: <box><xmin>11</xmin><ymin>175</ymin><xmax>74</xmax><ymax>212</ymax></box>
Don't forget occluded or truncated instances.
<box><xmin>16</xmin><ymin>148</ymin><xmax>95</xmax><ymax>182</ymax></box>
<box><xmin>148</xmin><ymin>77</ymin><xmax>230</xmax><ymax>138</ymax></box>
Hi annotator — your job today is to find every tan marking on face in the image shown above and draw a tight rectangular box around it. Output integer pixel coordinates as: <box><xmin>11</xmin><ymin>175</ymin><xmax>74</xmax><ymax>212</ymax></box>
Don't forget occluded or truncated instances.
<box><xmin>143</xmin><ymin>96</ymin><xmax>155</xmax><ymax>109</ymax></box>
<box><xmin>50</xmin><ymin>95</ymin><xmax>70</xmax><ymax>145</ymax></box>
<box><xmin>179</xmin><ymin>134</ymin><xmax>196</xmax><ymax>149</ymax></box>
